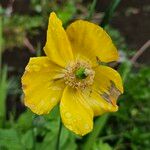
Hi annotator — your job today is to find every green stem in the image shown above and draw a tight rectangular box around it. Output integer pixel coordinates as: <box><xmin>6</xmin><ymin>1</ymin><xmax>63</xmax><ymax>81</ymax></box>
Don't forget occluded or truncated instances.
<box><xmin>86</xmin><ymin>0</ymin><xmax>97</xmax><ymax>20</ymax></box>
<box><xmin>32</xmin><ymin>114</ymin><xmax>36</xmax><ymax>150</ymax></box>
<box><xmin>56</xmin><ymin>119</ymin><xmax>62</xmax><ymax>150</ymax></box>
<box><xmin>101</xmin><ymin>0</ymin><xmax>121</xmax><ymax>28</ymax></box>
<box><xmin>41</xmin><ymin>0</ymin><xmax>47</xmax><ymax>20</ymax></box>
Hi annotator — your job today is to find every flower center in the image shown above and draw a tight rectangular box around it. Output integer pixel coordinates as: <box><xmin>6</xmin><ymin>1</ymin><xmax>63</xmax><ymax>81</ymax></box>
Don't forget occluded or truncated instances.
<box><xmin>64</xmin><ymin>61</ymin><xmax>95</xmax><ymax>89</ymax></box>
<box><xmin>75</xmin><ymin>67</ymin><xmax>87</xmax><ymax>79</ymax></box>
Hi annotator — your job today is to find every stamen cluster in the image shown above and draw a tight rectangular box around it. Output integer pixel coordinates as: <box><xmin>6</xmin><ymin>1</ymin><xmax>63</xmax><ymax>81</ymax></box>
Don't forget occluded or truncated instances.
<box><xmin>64</xmin><ymin>60</ymin><xmax>95</xmax><ymax>89</ymax></box>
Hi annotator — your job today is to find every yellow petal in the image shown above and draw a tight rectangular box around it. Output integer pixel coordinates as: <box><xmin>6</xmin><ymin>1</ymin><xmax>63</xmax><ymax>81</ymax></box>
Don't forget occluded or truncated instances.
<box><xmin>22</xmin><ymin>57</ymin><xmax>65</xmax><ymax>115</ymax></box>
<box><xmin>44</xmin><ymin>12</ymin><xmax>74</xmax><ymax>67</ymax></box>
<box><xmin>66</xmin><ymin>20</ymin><xmax>118</xmax><ymax>65</ymax></box>
<box><xmin>82</xmin><ymin>89</ymin><xmax>118</xmax><ymax>116</ymax></box>
<box><xmin>94</xmin><ymin>65</ymin><xmax>123</xmax><ymax>94</ymax></box>
<box><xmin>60</xmin><ymin>86</ymin><xmax>93</xmax><ymax>136</ymax></box>
<box><xmin>88</xmin><ymin>65</ymin><xmax>123</xmax><ymax>114</ymax></box>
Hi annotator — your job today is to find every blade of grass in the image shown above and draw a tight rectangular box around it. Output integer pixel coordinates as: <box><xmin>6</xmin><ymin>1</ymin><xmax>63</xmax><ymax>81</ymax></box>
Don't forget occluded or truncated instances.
<box><xmin>0</xmin><ymin>9</ymin><xmax>3</xmax><ymax>72</ymax></box>
<box><xmin>0</xmin><ymin>66</ymin><xmax>8</xmax><ymax>127</ymax></box>
<box><xmin>86</xmin><ymin>0</ymin><xmax>97</xmax><ymax>20</ymax></box>
<box><xmin>82</xmin><ymin>114</ymin><xmax>109</xmax><ymax>150</ymax></box>
<box><xmin>101</xmin><ymin>0</ymin><xmax>121</xmax><ymax>28</ymax></box>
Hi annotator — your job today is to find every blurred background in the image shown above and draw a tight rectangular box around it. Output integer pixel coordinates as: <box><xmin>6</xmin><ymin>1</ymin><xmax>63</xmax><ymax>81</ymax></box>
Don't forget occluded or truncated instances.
<box><xmin>0</xmin><ymin>0</ymin><xmax>150</xmax><ymax>150</ymax></box>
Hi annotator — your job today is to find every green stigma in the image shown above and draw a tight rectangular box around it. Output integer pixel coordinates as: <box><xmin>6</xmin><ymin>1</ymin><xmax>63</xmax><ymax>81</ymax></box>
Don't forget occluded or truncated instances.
<box><xmin>75</xmin><ymin>67</ymin><xmax>87</xmax><ymax>79</ymax></box>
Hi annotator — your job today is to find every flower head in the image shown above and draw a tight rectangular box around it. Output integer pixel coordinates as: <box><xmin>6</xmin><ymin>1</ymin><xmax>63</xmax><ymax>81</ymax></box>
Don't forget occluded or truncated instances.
<box><xmin>22</xmin><ymin>12</ymin><xmax>123</xmax><ymax>136</ymax></box>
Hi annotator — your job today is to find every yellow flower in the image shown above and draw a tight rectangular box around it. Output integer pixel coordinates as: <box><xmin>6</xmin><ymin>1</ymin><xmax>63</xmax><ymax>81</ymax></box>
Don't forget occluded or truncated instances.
<box><xmin>21</xmin><ymin>12</ymin><xmax>123</xmax><ymax>136</ymax></box>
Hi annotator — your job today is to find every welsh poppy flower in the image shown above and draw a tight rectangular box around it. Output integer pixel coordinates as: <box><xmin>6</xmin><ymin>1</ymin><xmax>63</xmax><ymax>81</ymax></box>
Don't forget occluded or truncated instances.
<box><xmin>22</xmin><ymin>12</ymin><xmax>123</xmax><ymax>136</ymax></box>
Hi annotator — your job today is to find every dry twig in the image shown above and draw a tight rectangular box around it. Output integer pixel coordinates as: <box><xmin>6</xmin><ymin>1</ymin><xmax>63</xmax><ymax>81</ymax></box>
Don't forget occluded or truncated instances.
<box><xmin>131</xmin><ymin>40</ymin><xmax>150</xmax><ymax>63</ymax></box>
<box><xmin>24</xmin><ymin>37</ymin><xmax>35</xmax><ymax>53</ymax></box>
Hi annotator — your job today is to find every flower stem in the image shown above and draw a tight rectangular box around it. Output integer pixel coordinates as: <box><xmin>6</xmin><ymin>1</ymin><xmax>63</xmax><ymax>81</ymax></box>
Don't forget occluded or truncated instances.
<box><xmin>56</xmin><ymin>118</ymin><xmax>62</xmax><ymax>150</ymax></box>
<box><xmin>32</xmin><ymin>114</ymin><xmax>36</xmax><ymax>150</ymax></box>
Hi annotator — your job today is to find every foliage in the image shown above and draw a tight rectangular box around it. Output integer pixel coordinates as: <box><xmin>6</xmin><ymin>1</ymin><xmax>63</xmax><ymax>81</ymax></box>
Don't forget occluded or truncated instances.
<box><xmin>3</xmin><ymin>14</ymin><xmax>44</xmax><ymax>49</ymax></box>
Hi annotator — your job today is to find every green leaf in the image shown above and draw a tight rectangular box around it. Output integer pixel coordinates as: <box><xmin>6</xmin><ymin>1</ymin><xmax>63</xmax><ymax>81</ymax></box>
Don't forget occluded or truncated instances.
<box><xmin>16</xmin><ymin>110</ymin><xmax>33</xmax><ymax>131</ymax></box>
<box><xmin>60</xmin><ymin>126</ymin><xmax>77</xmax><ymax>150</ymax></box>
<box><xmin>82</xmin><ymin>114</ymin><xmax>109</xmax><ymax>150</ymax></box>
<box><xmin>61</xmin><ymin>133</ymin><xmax>77</xmax><ymax>150</ymax></box>
<box><xmin>21</xmin><ymin>130</ymin><xmax>34</xmax><ymax>149</ymax></box>
<box><xmin>0</xmin><ymin>129</ymin><xmax>23</xmax><ymax>150</ymax></box>
<box><xmin>60</xmin><ymin>126</ymin><xmax>70</xmax><ymax>147</ymax></box>
<box><xmin>36</xmin><ymin>131</ymin><xmax>56</xmax><ymax>150</ymax></box>
<box><xmin>92</xmin><ymin>140</ymin><xmax>112</xmax><ymax>150</ymax></box>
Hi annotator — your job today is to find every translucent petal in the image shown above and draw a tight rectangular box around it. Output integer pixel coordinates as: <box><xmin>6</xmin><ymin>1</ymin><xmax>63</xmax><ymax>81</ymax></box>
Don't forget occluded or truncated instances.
<box><xmin>60</xmin><ymin>86</ymin><xmax>93</xmax><ymax>136</ymax></box>
<box><xmin>44</xmin><ymin>12</ymin><xmax>74</xmax><ymax>67</ymax></box>
<box><xmin>82</xmin><ymin>89</ymin><xmax>118</xmax><ymax>116</ymax></box>
<box><xmin>22</xmin><ymin>57</ymin><xmax>65</xmax><ymax>115</ymax></box>
<box><xmin>82</xmin><ymin>65</ymin><xmax>123</xmax><ymax>116</ymax></box>
<box><xmin>66</xmin><ymin>20</ymin><xmax>118</xmax><ymax>65</ymax></box>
